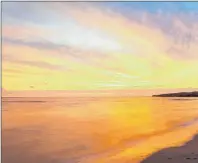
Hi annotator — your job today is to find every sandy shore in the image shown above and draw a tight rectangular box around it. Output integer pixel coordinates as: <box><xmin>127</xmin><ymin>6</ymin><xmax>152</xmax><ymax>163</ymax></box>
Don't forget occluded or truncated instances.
<box><xmin>141</xmin><ymin>134</ymin><xmax>198</xmax><ymax>163</ymax></box>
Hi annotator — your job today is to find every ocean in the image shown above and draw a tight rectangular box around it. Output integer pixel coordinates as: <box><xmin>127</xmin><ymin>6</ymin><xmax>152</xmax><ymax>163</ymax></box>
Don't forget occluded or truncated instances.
<box><xmin>2</xmin><ymin>97</ymin><xmax>198</xmax><ymax>163</ymax></box>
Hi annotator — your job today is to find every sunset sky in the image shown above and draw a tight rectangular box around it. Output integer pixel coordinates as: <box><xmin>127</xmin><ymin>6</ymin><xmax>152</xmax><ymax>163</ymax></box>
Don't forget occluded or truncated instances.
<box><xmin>2</xmin><ymin>2</ymin><xmax>198</xmax><ymax>96</ymax></box>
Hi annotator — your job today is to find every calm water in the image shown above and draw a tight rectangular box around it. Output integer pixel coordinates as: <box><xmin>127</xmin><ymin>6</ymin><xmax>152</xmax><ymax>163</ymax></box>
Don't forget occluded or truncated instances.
<box><xmin>2</xmin><ymin>97</ymin><xmax>198</xmax><ymax>163</ymax></box>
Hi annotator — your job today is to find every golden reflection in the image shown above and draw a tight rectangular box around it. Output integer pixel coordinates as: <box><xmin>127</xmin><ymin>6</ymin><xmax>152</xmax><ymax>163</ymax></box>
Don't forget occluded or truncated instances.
<box><xmin>2</xmin><ymin>97</ymin><xmax>198</xmax><ymax>163</ymax></box>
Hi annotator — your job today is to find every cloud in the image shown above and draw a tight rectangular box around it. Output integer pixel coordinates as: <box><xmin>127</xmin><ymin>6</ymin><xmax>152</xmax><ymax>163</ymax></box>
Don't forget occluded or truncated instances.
<box><xmin>3</xmin><ymin>37</ymin><xmax>64</xmax><ymax>51</ymax></box>
<box><xmin>64</xmin><ymin>3</ymin><xmax>198</xmax><ymax>60</ymax></box>
<box><xmin>3</xmin><ymin>53</ymin><xmax>70</xmax><ymax>71</ymax></box>
<box><xmin>2</xmin><ymin>2</ymin><xmax>198</xmax><ymax>91</ymax></box>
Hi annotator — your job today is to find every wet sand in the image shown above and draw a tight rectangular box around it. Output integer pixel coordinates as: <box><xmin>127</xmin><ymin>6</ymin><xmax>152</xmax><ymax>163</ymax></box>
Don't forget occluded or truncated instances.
<box><xmin>2</xmin><ymin>97</ymin><xmax>198</xmax><ymax>163</ymax></box>
<box><xmin>141</xmin><ymin>134</ymin><xmax>198</xmax><ymax>163</ymax></box>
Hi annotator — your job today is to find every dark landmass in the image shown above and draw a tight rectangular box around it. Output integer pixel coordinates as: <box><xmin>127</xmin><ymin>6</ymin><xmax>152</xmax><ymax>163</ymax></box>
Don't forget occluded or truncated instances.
<box><xmin>153</xmin><ymin>91</ymin><xmax>198</xmax><ymax>97</ymax></box>
<box><xmin>141</xmin><ymin>134</ymin><xmax>198</xmax><ymax>163</ymax></box>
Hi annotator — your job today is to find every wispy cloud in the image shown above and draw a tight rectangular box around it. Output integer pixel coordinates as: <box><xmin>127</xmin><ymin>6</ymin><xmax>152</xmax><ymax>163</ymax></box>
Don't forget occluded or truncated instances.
<box><xmin>2</xmin><ymin>2</ymin><xmax>198</xmax><ymax>92</ymax></box>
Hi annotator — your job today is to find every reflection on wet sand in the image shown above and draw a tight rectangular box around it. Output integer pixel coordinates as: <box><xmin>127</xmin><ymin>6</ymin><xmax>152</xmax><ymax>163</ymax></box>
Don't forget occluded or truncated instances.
<box><xmin>2</xmin><ymin>97</ymin><xmax>198</xmax><ymax>163</ymax></box>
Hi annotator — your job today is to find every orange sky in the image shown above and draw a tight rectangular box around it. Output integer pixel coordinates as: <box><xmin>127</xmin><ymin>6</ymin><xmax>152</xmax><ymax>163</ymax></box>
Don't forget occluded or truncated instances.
<box><xmin>2</xmin><ymin>2</ymin><xmax>198</xmax><ymax>96</ymax></box>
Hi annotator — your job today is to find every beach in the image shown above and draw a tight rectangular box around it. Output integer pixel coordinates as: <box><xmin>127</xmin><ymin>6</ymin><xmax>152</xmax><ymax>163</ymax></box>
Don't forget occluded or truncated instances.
<box><xmin>2</xmin><ymin>97</ymin><xmax>198</xmax><ymax>163</ymax></box>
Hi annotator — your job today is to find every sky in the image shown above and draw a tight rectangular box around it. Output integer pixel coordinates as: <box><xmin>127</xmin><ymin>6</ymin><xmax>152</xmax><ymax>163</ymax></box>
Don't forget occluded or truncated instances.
<box><xmin>2</xmin><ymin>2</ymin><xmax>198</xmax><ymax>96</ymax></box>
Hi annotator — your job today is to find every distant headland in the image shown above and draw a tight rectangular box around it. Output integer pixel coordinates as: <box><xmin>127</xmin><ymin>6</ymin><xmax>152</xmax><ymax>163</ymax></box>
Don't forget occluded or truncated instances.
<box><xmin>153</xmin><ymin>91</ymin><xmax>198</xmax><ymax>97</ymax></box>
